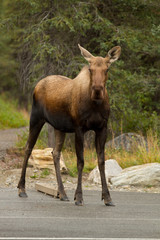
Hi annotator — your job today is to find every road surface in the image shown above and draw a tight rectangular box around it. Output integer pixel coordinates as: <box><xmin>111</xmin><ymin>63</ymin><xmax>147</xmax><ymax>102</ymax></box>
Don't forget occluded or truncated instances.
<box><xmin>0</xmin><ymin>189</ymin><xmax>160</xmax><ymax>239</ymax></box>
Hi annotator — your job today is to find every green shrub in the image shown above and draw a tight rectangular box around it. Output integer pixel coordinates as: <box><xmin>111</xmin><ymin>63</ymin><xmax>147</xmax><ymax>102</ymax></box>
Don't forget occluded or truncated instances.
<box><xmin>16</xmin><ymin>126</ymin><xmax>48</xmax><ymax>149</ymax></box>
<box><xmin>0</xmin><ymin>96</ymin><xmax>28</xmax><ymax>129</ymax></box>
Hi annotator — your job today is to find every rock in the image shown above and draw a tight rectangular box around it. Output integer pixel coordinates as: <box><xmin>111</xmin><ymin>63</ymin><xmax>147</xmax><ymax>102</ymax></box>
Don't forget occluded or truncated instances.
<box><xmin>88</xmin><ymin>159</ymin><xmax>122</xmax><ymax>184</ymax></box>
<box><xmin>28</xmin><ymin>148</ymin><xmax>68</xmax><ymax>174</ymax></box>
<box><xmin>111</xmin><ymin>163</ymin><xmax>160</xmax><ymax>187</ymax></box>
<box><xmin>106</xmin><ymin>132</ymin><xmax>147</xmax><ymax>151</ymax></box>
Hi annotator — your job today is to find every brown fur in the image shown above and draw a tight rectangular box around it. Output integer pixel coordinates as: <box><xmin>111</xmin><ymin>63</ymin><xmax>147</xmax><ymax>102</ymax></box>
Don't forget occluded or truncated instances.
<box><xmin>34</xmin><ymin>65</ymin><xmax>109</xmax><ymax>127</ymax></box>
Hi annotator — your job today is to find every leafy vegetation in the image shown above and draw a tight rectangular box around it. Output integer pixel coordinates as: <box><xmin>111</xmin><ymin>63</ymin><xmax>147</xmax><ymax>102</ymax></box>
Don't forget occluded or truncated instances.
<box><xmin>0</xmin><ymin>0</ymin><xmax>160</xmax><ymax>135</ymax></box>
<box><xmin>16</xmin><ymin>126</ymin><xmax>48</xmax><ymax>149</ymax></box>
<box><xmin>0</xmin><ymin>95</ymin><xmax>28</xmax><ymax>129</ymax></box>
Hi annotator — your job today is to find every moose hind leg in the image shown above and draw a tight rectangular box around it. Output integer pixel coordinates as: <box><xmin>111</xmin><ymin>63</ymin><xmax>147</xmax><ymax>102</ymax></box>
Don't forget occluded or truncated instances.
<box><xmin>95</xmin><ymin>128</ymin><xmax>115</xmax><ymax>206</ymax></box>
<box><xmin>17</xmin><ymin>120</ymin><xmax>44</xmax><ymax>197</ymax></box>
<box><xmin>52</xmin><ymin>129</ymin><xmax>69</xmax><ymax>201</ymax></box>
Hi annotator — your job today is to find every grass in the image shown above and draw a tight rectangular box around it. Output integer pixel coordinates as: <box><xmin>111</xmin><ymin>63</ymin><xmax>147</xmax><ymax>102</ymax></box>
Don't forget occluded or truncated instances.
<box><xmin>40</xmin><ymin>169</ymin><xmax>51</xmax><ymax>178</ymax></box>
<box><xmin>30</xmin><ymin>169</ymin><xmax>51</xmax><ymax>179</ymax></box>
<box><xmin>106</xmin><ymin>130</ymin><xmax>160</xmax><ymax>169</ymax></box>
<box><xmin>63</xmin><ymin>148</ymin><xmax>97</xmax><ymax>177</ymax></box>
<box><xmin>63</xmin><ymin>130</ymin><xmax>160</xmax><ymax>176</ymax></box>
<box><xmin>30</xmin><ymin>173</ymin><xmax>39</xmax><ymax>179</ymax></box>
<box><xmin>0</xmin><ymin>95</ymin><xmax>28</xmax><ymax>129</ymax></box>
<box><xmin>16</xmin><ymin>127</ymin><xmax>48</xmax><ymax>149</ymax></box>
<box><xmin>16</xmin><ymin>126</ymin><xmax>160</xmax><ymax>177</ymax></box>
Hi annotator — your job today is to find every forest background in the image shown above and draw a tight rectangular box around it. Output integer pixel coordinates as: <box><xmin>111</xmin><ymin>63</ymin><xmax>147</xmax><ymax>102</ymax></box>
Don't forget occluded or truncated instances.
<box><xmin>0</xmin><ymin>0</ymin><xmax>160</xmax><ymax>139</ymax></box>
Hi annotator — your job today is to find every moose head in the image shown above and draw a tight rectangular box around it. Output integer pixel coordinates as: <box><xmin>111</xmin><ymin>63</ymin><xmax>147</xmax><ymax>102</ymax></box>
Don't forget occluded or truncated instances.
<box><xmin>78</xmin><ymin>44</ymin><xmax>121</xmax><ymax>103</ymax></box>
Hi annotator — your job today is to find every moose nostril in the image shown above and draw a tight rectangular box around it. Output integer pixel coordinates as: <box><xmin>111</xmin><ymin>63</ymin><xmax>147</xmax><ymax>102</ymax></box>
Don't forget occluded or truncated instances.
<box><xmin>92</xmin><ymin>86</ymin><xmax>103</xmax><ymax>91</ymax></box>
<box><xmin>91</xmin><ymin>87</ymin><xmax>104</xmax><ymax>100</ymax></box>
<box><xmin>95</xmin><ymin>90</ymin><xmax>100</xmax><ymax>96</ymax></box>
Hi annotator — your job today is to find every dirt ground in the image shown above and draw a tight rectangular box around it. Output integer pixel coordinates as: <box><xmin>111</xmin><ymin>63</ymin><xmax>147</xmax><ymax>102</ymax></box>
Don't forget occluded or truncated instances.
<box><xmin>0</xmin><ymin>128</ymin><xmax>160</xmax><ymax>194</ymax></box>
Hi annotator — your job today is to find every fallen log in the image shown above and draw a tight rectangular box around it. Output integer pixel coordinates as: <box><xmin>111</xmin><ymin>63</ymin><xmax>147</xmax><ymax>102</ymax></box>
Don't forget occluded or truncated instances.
<box><xmin>35</xmin><ymin>182</ymin><xmax>57</xmax><ymax>197</ymax></box>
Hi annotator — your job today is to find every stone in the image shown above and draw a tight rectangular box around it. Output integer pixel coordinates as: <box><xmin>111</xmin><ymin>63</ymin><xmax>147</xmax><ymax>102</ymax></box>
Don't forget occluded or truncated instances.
<box><xmin>88</xmin><ymin>159</ymin><xmax>122</xmax><ymax>184</ymax></box>
<box><xmin>28</xmin><ymin>148</ymin><xmax>68</xmax><ymax>174</ymax></box>
<box><xmin>111</xmin><ymin>163</ymin><xmax>160</xmax><ymax>187</ymax></box>
<box><xmin>106</xmin><ymin>132</ymin><xmax>147</xmax><ymax>151</ymax></box>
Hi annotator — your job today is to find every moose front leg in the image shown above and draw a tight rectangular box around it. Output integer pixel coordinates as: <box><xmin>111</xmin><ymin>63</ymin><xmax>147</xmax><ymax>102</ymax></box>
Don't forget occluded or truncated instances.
<box><xmin>95</xmin><ymin>128</ymin><xmax>115</xmax><ymax>206</ymax></box>
<box><xmin>52</xmin><ymin>130</ymin><xmax>69</xmax><ymax>201</ymax></box>
<box><xmin>74</xmin><ymin>128</ymin><xmax>84</xmax><ymax>206</ymax></box>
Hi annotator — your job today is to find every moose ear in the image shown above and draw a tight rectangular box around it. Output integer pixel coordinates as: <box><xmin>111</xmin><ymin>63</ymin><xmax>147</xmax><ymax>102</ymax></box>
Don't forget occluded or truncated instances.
<box><xmin>78</xmin><ymin>44</ymin><xmax>94</xmax><ymax>61</ymax></box>
<box><xmin>107</xmin><ymin>46</ymin><xmax>121</xmax><ymax>63</ymax></box>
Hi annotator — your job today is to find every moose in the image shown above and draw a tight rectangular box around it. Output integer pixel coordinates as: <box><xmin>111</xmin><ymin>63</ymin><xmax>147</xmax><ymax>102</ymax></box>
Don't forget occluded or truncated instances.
<box><xmin>18</xmin><ymin>44</ymin><xmax>121</xmax><ymax>206</ymax></box>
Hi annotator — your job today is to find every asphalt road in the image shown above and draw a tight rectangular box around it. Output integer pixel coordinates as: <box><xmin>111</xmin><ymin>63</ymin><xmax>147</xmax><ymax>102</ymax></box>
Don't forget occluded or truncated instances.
<box><xmin>0</xmin><ymin>189</ymin><xmax>160</xmax><ymax>239</ymax></box>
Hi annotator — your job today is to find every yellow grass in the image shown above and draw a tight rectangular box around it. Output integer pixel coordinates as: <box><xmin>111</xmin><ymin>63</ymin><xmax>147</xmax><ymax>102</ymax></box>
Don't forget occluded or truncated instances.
<box><xmin>63</xmin><ymin>148</ymin><xmax>97</xmax><ymax>177</ymax></box>
<box><xmin>105</xmin><ymin>130</ymin><xmax>160</xmax><ymax>168</ymax></box>
<box><xmin>63</xmin><ymin>130</ymin><xmax>160</xmax><ymax>176</ymax></box>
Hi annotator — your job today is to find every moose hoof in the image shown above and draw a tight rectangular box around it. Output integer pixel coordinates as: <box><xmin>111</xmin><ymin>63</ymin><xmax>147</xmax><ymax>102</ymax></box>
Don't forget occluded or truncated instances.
<box><xmin>75</xmin><ymin>200</ymin><xmax>83</xmax><ymax>206</ymax></box>
<box><xmin>18</xmin><ymin>189</ymin><xmax>28</xmax><ymax>198</ymax></box>
<box><xmin>105</xmin><ymin>201</ymin><xmax>115</xmax><ymax>207</ymax></box>
<box><xmin>56</xmin><ymin>191</ymin><xmax>69</xmax><ymax>201</ymax></box>
<box><xmin>60</xmin><ymin>196</ymin><xmax>69</xmax><ymax>201</ymax></box>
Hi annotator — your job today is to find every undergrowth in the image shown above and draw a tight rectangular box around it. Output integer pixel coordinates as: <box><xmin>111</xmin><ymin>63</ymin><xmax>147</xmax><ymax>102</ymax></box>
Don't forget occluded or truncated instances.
<box><xmin>63</xmin><ymin>130</ymin><xmax>160</xmax><ymax>175</ymax></box>
<box><xmin>16</xmin><ymin>127</ymin><xmax>48</xmax><ymax>149</ymax></box>
<box><xmin>63</xmin><ymin>148</ymin><xmax>97</xmax><ymax>177</ymax></box>
<box><xmin>16</xmin><ymin>128</ymin><xmax>160</xmax><ymax>177</ymax></box>
<box><xmin>106</xmin><ymin>130</ymin><xmax>160</xmax><ymax>169</ymax></box>
<box><xmin>0</xmin><ymin>95</ymin><xmax>28</xmax><ymax>129</ymax></box>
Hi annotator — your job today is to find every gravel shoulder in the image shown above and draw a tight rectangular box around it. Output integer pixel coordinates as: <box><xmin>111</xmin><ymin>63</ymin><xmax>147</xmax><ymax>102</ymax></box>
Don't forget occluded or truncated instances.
<box><xmin>1</xmin><ymin>166</ymin><xmax>160</xmax><ymax>194</ymax></box>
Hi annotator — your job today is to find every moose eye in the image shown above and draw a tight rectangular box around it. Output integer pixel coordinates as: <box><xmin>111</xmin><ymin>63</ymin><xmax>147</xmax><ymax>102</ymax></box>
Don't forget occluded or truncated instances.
<box><xmin>105</xmin><ymin>69</ymin><xmax>109</xmax><ymax>74</ymax></box>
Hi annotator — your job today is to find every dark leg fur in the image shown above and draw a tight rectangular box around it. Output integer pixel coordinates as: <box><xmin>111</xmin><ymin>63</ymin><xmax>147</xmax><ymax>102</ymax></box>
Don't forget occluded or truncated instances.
<box><xmin>52</xmin><ymin>130</ymin><xmax>69</xmax><ymax>201</ymax></box>
<box><xmin>17</xmin><ymin>115</ymin><xmax>44</xmax><ymax>197</ymax></box>
<box><xmin>74</xmin><ymin>128</ymin><xmax>84</xmax><ymax>206</ymax></box>
<box><xmin>95</xmin><ymin>128</ymin><xmax>115</xmax><ymax>206</ymax></box>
